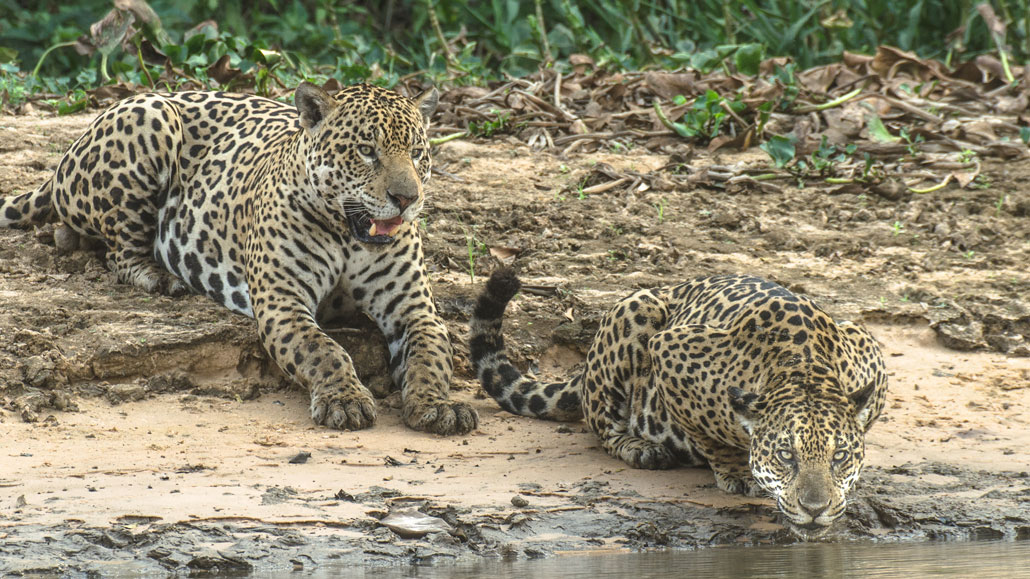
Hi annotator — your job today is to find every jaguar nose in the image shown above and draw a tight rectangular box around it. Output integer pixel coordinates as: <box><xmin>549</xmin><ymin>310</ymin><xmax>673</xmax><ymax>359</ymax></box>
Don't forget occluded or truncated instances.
<box><xmin>798</xmin><ymin>495</ymin><xmax>830</xmax><ymax>518</ymax></box>
<box><xmin>387</xmin><ymin>190</ymin><xmax>414</xmax><ymax>210</ymax></box>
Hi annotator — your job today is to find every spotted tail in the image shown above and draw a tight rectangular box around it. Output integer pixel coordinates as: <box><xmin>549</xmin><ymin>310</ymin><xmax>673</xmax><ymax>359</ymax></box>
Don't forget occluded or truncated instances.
<box><xmin>469</xmin><ymin>268</ymin><xmax>583</xmax><ymax>421</ymax></box>
<box><xmin>0</xmin><ymin>179</ymin><xmax>55</xmax><ymax>227</ymax></box>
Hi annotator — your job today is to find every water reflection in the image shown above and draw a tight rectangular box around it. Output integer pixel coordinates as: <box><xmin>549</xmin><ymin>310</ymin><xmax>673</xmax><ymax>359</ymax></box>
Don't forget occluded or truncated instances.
<box><xmin>334</xmin><ymin>540</ymin><xmax>1029</xmax><ymax>579</ymax></box>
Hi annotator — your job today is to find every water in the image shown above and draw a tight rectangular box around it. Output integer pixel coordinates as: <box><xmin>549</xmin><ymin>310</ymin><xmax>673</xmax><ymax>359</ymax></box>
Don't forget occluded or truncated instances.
<box><xmin>309</xmin><ymin>541</ymin><xmax>1030</xmax><ymax>579</ymax></box>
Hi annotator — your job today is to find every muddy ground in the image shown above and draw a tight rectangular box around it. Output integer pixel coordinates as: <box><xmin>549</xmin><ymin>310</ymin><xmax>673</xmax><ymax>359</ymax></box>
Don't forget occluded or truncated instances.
<box><xmin>1</xmin><ymin>111</ymin><xmax>1029</xmax><ymax>576</ymax></box>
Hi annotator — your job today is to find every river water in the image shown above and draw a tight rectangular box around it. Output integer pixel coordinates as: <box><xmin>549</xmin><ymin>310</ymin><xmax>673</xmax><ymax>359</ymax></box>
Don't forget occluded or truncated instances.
<box><xmin>273</xmin><ymin>540</ymin><xmax>1030</xmax><ymax>578</ymax></box>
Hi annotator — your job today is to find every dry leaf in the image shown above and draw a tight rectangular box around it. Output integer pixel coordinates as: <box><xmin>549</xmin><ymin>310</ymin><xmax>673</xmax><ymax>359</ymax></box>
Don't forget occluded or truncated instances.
<box><xmin>488</xmin><ymin>246</ymin><xmax>520</xmax><ymax>264</ymax></box>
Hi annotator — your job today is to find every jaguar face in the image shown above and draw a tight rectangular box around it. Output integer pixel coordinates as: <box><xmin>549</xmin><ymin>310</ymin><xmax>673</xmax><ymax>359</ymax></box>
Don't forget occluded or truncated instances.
<box><xmin>294</xmin><ymin>82</ymin><xmax>438</xmax><ymax>244</ymax></box>
<box><xmin>731</xmin><ymin>373</ymin><xmax>876</xmax><ymax>537</ymax></box>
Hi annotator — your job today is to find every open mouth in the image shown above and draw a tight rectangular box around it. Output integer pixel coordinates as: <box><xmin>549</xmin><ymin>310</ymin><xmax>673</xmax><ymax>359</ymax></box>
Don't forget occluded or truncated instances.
<box><xmin>346</xmin><ymin>211</ymin><xmax>405</xmax><ymax>244</ymax></box>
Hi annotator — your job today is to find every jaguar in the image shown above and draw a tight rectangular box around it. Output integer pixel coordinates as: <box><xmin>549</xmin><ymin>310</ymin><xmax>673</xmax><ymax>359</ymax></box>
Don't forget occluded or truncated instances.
<box><xmin>470</xmin><ymin>269</ymin><xmax>888</xmax><ymax>536</ymax></box>
<box><xmin>0</xmin><ymin>83</ymin><xmax>477</xmax><ymax>435</ymax></box>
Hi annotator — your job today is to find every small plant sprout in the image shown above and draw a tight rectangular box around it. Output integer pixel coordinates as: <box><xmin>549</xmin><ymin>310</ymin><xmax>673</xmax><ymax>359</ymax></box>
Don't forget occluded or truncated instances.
<box><xmin>959</xmin><ymin>148</ymin><xmax>978</xmax><ymax>163</ymax></box>
<box><xmin>964</xmin><ymin>250</ymin><xmax>976</xmax><ymax>260</ymax></box>
<box><xmin>654</xmin><ymin>197</ymin><xmax>668</xmax><ymax>222</ymax></box>
<box><xmin>891</xmin><ymin>221</ymin><xmax>905</xmax><ymax>236</ymax></box>
<box><xmin>467</xmin><ymin>110</ymin><xmax>510</xmax><ymax>138</ymax></box>
<box><xmin>463</xmin><ymin>228</ymin><xmax>489</xmax><ymax>284</ymax></box>
<box><xmin>995</xmin><ymin>194</ymin><xmax>1006</xmax><ymax>215</ymax></box>
<box><xmin>655</xmin><ymin>90</ymin><xmax>747</xmax><ymax>142</ymax></box>
<box><xmin>899</xmin><ymin>128</ymin><xmax>924</xmax><ymax>157</ymax></box>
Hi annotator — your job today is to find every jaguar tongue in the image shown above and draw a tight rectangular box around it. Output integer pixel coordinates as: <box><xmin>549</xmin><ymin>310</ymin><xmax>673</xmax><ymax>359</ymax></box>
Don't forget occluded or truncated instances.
<box><xmin>368</xmin><ymin>216</ymin><xmax>404</xmax><ymax>237</ymax></box>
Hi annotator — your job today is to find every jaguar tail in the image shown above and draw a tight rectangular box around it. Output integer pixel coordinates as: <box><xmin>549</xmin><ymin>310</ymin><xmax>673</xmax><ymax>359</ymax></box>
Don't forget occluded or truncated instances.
<box><xmin>469</xmin><ymin>268</ymin><xmax>583</xmax><ymax>421</ymax></box>
<box><xmin>0</xmin><ymin>179</ymin><xmax>55</xmax><ymax>227</ymax></box>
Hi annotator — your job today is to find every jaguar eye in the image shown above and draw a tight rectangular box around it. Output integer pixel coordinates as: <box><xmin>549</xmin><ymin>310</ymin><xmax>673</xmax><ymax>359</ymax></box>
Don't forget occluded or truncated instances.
<box><xmin>832</xmin><ymin>450</ymin><xmax>849</xmax><ymax>463</ymax></box>
<box><xmin>777</xmin><ymin>449</ymin><xmax>795</xmax><ymax>462</ymax></box>
<box><xmin>410</xmin><ymin>148</ymin><xmax>424</xmax><ymax>160</ymax></box>
<box><xmin>357</xmin><ymin>144</ymin><xmax>375</xmax><ymax>157</ymax></box>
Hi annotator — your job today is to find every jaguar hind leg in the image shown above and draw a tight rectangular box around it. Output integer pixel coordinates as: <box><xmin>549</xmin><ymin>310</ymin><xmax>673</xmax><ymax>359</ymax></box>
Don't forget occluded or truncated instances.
<box><xmin>107</xmin><ymin>243</ymin><xmax>188</xmax><ymax>296</ymax></box>
<box><xmin>579</xmin><ymin>289</ymin><xmax>683</xmax><ymax>468</ymax></box>
<box><xmin>52</xmin><ymin>95</ymin><xmax>189</xmax><ymax>296</ymax></box>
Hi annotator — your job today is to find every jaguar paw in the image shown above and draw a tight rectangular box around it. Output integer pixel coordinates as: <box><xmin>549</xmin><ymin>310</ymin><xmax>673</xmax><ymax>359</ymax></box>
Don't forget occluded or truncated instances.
<box><xmin>403</xmin><ymin>399</ymin><xmax>479</xmax><ymax>435</ymax></box>
<box><xmin>310</xmin><ymin>385</ymin><xmax>377</xmax><ymax>431</ymax></box>
<box><xmin>622</xmin><ymin>441</ymin><xmax>677</xmax><ymax>470</ymax></box>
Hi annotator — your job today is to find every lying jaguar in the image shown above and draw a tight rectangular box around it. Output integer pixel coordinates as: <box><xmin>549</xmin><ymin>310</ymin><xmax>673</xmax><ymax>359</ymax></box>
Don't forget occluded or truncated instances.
<box><xmin>470</xmin><ymin>269</ymin><xmax>888</xmax><ymax>536</ymax></box>
<box><xmin>0</xmin><ymin>82</ymin><xmax>476</xmax><ymax>435</ymax></box>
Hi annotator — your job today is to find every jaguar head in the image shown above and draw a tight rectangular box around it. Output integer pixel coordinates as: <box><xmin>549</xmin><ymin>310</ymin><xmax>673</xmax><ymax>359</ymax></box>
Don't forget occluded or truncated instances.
<box><xmin>294</xmin><ymin>82</ymin><xmax>438</xmax><ymax>244</ymax></box>
<box><xmin>730</xmin><ymin>370</ymin><xmax>877</xmax><ymax>538</ymax></box>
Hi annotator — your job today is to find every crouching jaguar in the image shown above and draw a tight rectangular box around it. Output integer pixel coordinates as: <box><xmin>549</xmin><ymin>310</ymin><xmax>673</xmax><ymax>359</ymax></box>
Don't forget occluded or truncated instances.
<box><xmin>0</xmin><ymin>82</ymin><xmax>477</xmax><ymax>435</ymax></box>
<box><xmin>470</xmin><ymin>269</ymin><xmax>888</xmax><ymax>536</ymax></box>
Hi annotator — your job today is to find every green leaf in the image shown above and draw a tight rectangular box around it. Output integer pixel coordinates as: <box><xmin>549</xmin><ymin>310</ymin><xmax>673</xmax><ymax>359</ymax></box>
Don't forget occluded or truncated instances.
<box><xmin>185</xmin><ymin>53</ymin><xmax>210</xmax><ymax>68</ymax></box>
<box><xmin>185</xmin><ymin>33</ymin><xmax>208</xmax><ymax>56</ymax></box>
<box><xmin>866</xmin><ymin>115</ymin><xmax>900</xmax><ymax>143</ymax></box>
<box><xmin>690</xmin><ymin>49</ymin><xmax>721</xmax><ymax>72</ymax></box>
<box><xmin>58</xmin><ymin>96</ymin><xmax>89</xmax><ymax>115</ymax></box>
<box><xmin>1020</xmin><ymin>127</ymin><xmax>1030</xmax><ymax>144</ymax></box>
<box><xmin>733</xmin><ymin>43</ymin><xmax>764</xmax><ymax>76</ymax></box>
<box><xmin>163</xmin><ymin>44</ymin><xmax>186</xmax><ymax>64</ymax></box>
<box><xmin>0</xmin><ymin>47</ymin><xmax>17</xmax><ymax>63</ymax></box>
<box><xmin>251</xmin><ymin>48</ymin><xmax>282</xmax><ymax>66</ymax></box>
<box><xmin>761</xmin><ymin>135</ymin><xmax>797</xmax><ymax>169</ymax></box>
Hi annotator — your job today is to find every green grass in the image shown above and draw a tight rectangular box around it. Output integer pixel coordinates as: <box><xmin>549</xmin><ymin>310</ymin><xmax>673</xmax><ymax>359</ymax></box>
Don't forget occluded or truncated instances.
<box><xmin>1</xmin><ymin>0</ymin><xmax>1028</xmax><ymax>98</ymax></box>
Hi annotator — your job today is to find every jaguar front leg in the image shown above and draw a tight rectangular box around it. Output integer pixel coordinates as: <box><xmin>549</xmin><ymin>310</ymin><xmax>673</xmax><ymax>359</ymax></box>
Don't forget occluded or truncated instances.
<box><xmin>704</xmin><ymin>444</ymin><xmax>764</xmax><ymax>497</ymax></box>
<box><xmin>387</xmin><ymin>313</ymin><xmax>478</xmax><ymax>435</ymax></box>
<box><xmin>355</xmin><ymin>236</ymin><xmax>477</xmax><ymax>435</ymax></box>
<box><xmin>251</xmin><ymin>285</ymin><xmax>377</xmax><ymax>431</ymax></box>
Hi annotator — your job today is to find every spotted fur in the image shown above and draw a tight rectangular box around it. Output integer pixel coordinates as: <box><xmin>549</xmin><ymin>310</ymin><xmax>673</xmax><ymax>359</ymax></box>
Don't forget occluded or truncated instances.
<box><xmin>1</xmin><ymin>83</ymin><xmax>477</xmax><ymax>435</ymax></box>
<box><xmin>470</xmin><ymin>269</ymin><xmax>888</xmax><ymax>536</ymax></box>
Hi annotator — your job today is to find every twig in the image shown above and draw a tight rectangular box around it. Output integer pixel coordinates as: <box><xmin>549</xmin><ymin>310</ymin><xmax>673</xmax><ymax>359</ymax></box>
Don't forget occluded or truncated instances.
<box><xmin>719</xmin><ymin>99</ymin><xmax>751</xmax><ymax>128</ymax></box>
<box><xmin>553</xmin><ymin>69</ymin><xmax>562</xmax><ymax>110</ymax></box>
<box><xmin>580</xmin><ymin>177</ymin><xmax>629</xmax><ymax>194</ymax></box>
<box><xmin>908</xmin><ymin>173</ymin><xmax>953</xmax><ymax>193</ymax></box>
<box><xmin>854</xmin><ymin>93</ymin><xmax>944</xmax><ymax>124</ymax></box>
<box><xmin>429</xmin><ymin>131</ymin><xmax>467</xmax><ymax>146</ymax></box>
<box><xmin>512</xmin><ymin>88</ymin><xmax>576</xmax><ymax>122</ymax></box>
<box><xmin>426</xmin><ymin>0</ymin><xmax>453</xmax><ymax>65</ymax></box>
<box><xmin>793</xmin><ymin>87</ymin><xmax>863</xmax><ymax>113</ymax></box>
<box><xmin>535</xmin><ymin>0</ymin><xmax>552</xmax><ymax>62</ymax></box>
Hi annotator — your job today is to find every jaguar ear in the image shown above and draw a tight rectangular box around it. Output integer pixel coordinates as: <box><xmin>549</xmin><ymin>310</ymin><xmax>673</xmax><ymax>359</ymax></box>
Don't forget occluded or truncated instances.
<box><xmin>295</xmin><ymin>82</ymin><xmax>335</xmax><ymax>133</ymax></box>
<box><xmin>413</xmin><ymin>87</ymin><xmax>439</xmax><ymax>128</ymax></box>
<box><xmin>729</xmin><ymin>386</ymin><xmax>762</xmax><ymax>436</ymax></box>
<box><xmin>850</xmin><ymin>380</ymin><xmax>877</xmax><ymax>429</ymax></box>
